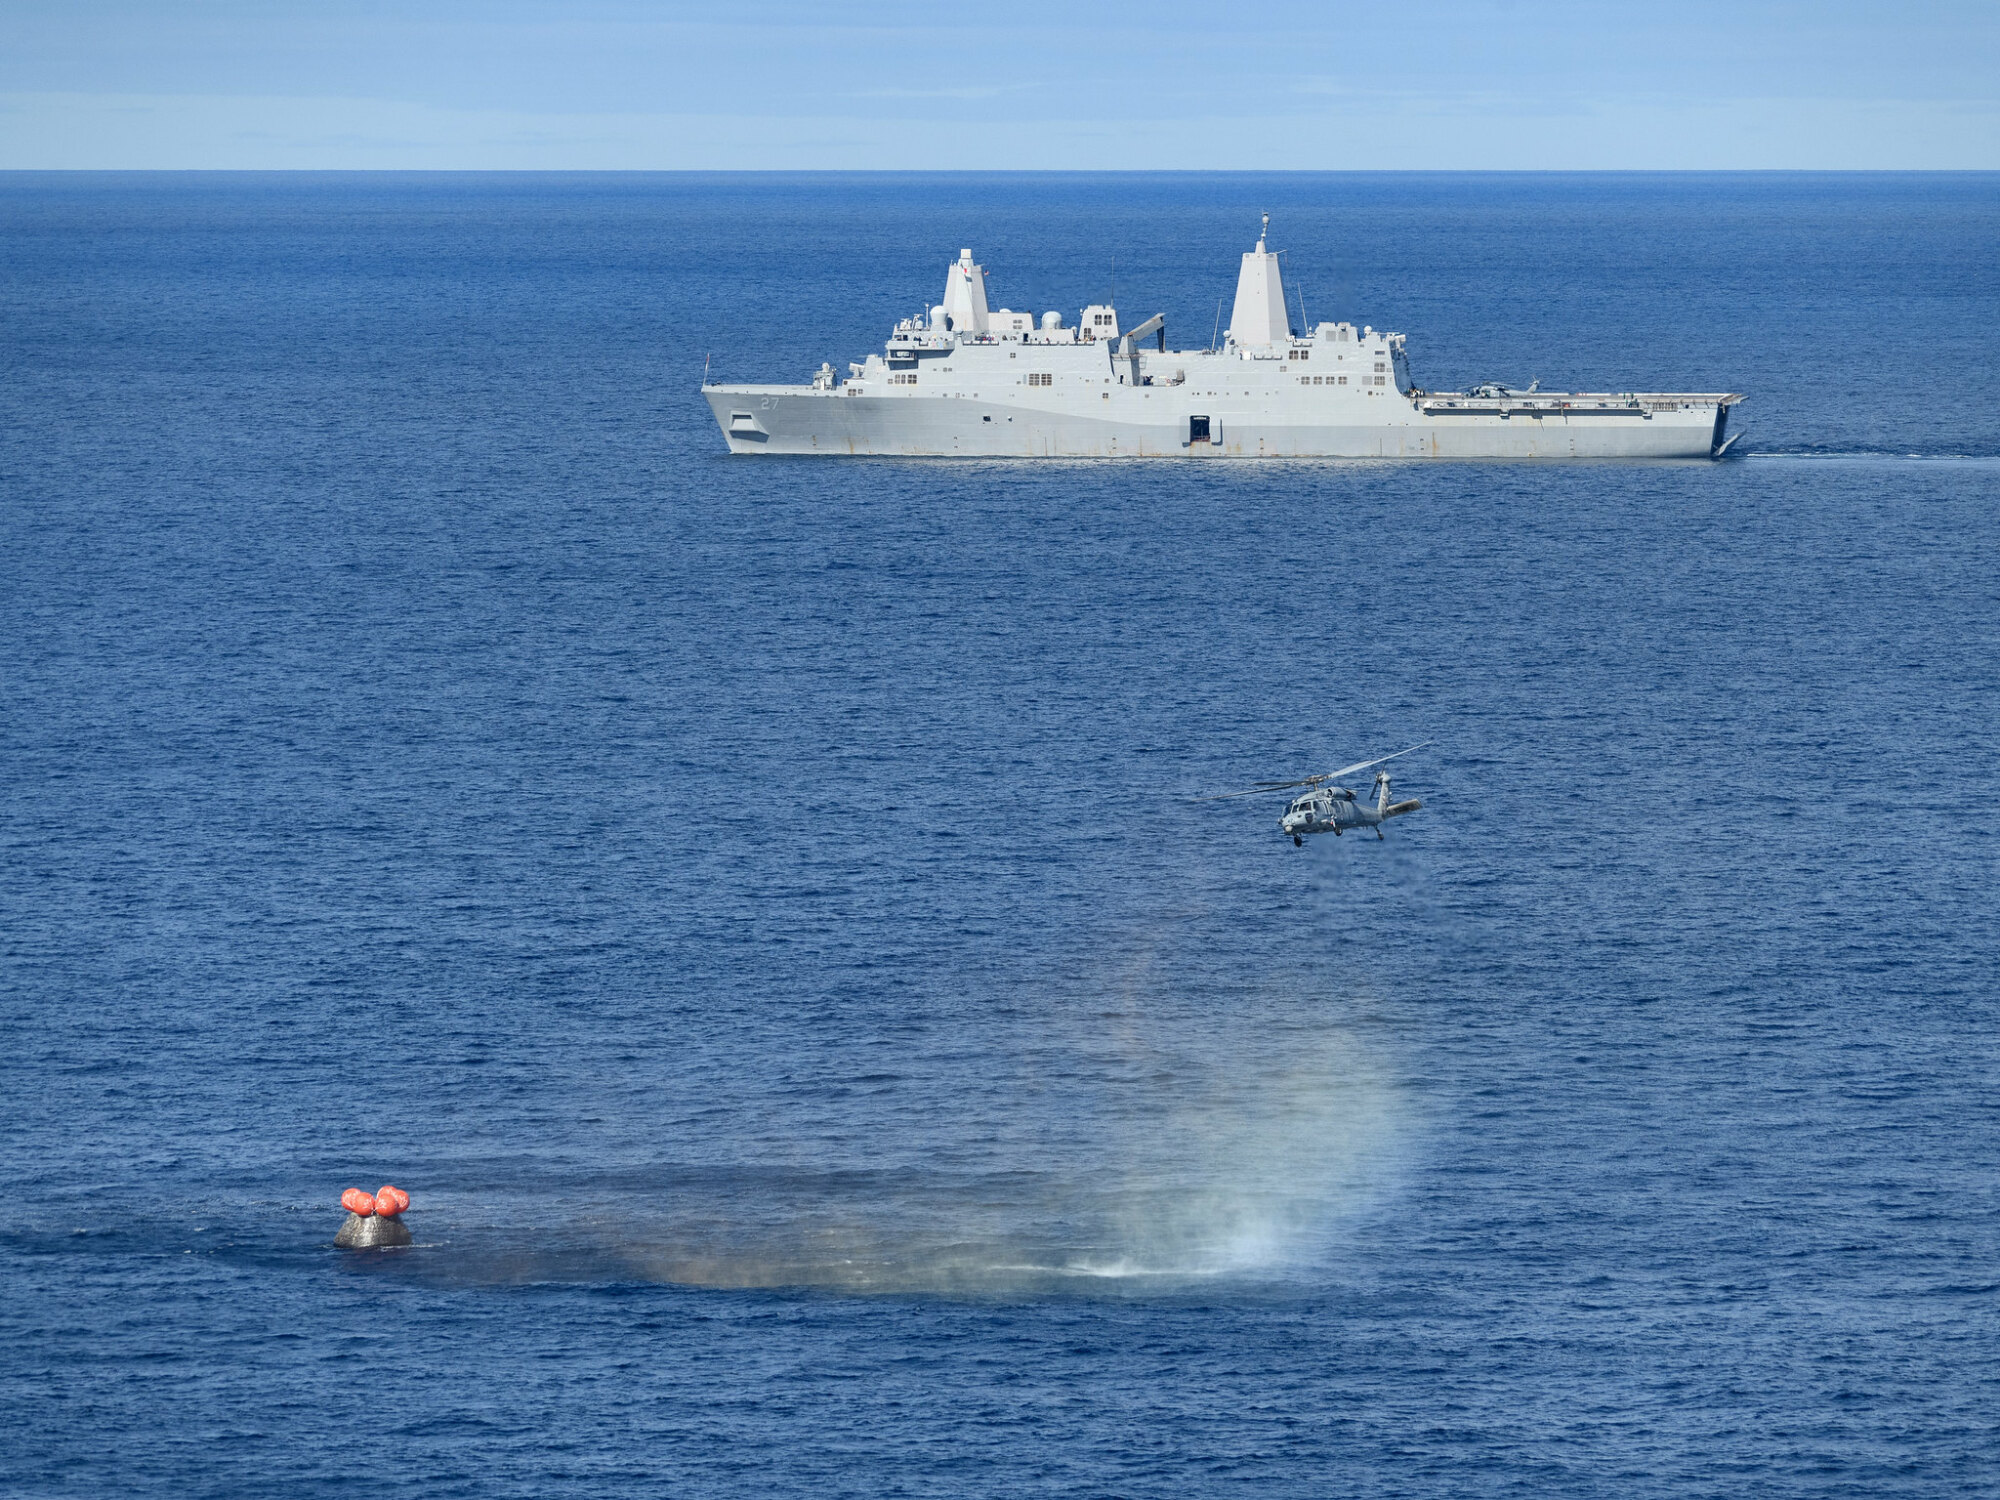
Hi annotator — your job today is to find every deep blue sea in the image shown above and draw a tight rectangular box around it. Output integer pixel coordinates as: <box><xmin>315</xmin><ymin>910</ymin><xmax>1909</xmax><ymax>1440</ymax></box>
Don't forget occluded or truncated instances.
<box><xmin>4</xmin><ymin>172</ymin><xmax>1999</xmax><ymax>1496</ymax></box>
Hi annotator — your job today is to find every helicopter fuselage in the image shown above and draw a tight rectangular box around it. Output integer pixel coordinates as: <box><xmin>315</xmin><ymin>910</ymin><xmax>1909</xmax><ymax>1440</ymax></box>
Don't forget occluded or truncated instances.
<box><xmin>1280</xmin><ymin>779</ymin><xmax>1422</xmax><ymax>845</ymax></box>
<box><xmin>1198</xmin><ymin>742</ymin><xmax>1430</xmax><ymax>847</ymax></box>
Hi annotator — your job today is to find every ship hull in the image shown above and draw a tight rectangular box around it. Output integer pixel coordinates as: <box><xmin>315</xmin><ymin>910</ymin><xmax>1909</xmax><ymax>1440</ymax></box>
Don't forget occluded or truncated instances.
<box><xmin>705</xmin><ymin>387</ymin><xmax>1734</xmax><ymax>460</ymax></box>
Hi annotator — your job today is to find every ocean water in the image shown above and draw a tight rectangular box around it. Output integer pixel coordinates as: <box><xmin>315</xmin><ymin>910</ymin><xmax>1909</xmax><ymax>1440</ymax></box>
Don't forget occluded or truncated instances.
<box><xmin>3</xmin><ymin>172</ymin><xmax>1998</xmax><ymax>1496</ymax></box>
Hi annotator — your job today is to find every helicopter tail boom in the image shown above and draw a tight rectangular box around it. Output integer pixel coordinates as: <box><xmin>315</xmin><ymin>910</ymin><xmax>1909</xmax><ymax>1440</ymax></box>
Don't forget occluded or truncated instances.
<box><xmin>1383</xmin><ymin>798</ymin><xmax>1422</xmax><ymax>818</ymax></box>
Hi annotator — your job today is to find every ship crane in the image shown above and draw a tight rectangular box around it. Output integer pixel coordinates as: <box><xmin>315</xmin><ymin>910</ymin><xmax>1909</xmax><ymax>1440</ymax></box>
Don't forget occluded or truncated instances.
<box><xmin>1114</xmin><ymin>312</ymin><xmax>1166</xmax><ymax>383</ymax></box>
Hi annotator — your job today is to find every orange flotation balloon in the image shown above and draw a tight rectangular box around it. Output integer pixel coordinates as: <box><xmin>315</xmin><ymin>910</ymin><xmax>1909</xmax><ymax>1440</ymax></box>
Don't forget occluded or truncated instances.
<box><xmin>341</xmin><ymin>1187</ymin><xmax>372</xmax><ymax>1216</ymax></box>
<box><xmin>375</xmin><ymin>1185</ymin><xmax>409</xmax><ymax>1217</ymax></box>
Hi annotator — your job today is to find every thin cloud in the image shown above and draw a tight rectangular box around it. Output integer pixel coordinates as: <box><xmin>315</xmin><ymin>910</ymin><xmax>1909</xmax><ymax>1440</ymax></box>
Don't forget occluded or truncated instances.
<box><xmin>850</xmin><ymin>83</ymin><xmax>1043</xmax><ymax>101</ymax></box>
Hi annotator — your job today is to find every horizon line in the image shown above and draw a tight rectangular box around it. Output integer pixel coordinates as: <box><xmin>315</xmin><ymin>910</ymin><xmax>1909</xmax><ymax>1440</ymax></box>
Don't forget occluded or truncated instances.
<box><xmin>4</xmin><ymin>166</ymin><xmax>1996</xmax><ymax>176</ymax></box>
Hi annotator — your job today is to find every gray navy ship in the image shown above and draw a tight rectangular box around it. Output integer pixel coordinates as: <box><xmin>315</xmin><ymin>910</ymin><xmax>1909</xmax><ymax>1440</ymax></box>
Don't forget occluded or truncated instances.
<box><xmin>704</xmin><ymin>217</ymin><xmax>1741</xmax><ymax>459</ymax></box>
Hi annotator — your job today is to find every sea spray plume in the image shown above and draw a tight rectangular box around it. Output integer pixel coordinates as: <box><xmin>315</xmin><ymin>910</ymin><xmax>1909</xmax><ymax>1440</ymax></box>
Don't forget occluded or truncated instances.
<box><xmin>381</xmin><ymin>947</ymin><xmax>1406</xmax><ymax>1292</ymax></box>
<box><xmin>1088</xmin><ymin>1025</ymin><xmax>1403</xmax><ymax>1279</ymax></box>
<box><xmin>1067</xmin><ymin>925</ymin><xmax>1408</xmax><ymax>1280</ymax></box>
<box><xmin>399</xmin><ymin>1015</ymin><xmax>1405</xmax><ymax>1295</ymax></box>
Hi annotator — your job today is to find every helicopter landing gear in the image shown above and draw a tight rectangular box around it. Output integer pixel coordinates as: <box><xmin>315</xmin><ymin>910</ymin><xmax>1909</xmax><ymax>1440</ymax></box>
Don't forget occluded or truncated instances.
<box><xmin>1377</xmin><ymin>828</ymin><xmax>1385</xmax><ymax>841</ymax></box>
<box><xmin>1292</xmin><ymin>835</ymin><xmax>1303</xmax><ymax>847</ymax></box>
<box><xmin>1333</xmin><ymin>826</ymin><xmax>1341</xmax><ymax>836</ymax></box>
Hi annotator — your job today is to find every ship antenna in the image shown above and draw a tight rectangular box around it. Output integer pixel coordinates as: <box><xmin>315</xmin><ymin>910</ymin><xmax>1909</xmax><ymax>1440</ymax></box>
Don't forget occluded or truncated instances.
<box><xmin>1211</xmin><ymin>298</ymin><xmax>1223</xmax><ymax>353</ymax></box>
<box><xmin>702</xmin><ymin>351</ymin><xmax>711</xmax><ymax>388</ymax></box>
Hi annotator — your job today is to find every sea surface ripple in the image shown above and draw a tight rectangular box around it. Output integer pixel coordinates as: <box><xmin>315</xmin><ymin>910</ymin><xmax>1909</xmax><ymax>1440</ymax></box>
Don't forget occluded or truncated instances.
<box><xmin>3</xmin><ymin>172</ymin><xmax>1998</xmax><ymax>1497</ymax></box>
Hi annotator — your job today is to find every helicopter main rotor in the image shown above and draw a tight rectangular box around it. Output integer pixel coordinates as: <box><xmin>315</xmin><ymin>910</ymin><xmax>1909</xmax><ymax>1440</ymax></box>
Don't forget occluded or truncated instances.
<box><xmin>1193</xmin><ymin>740</ymin><xmax>1432</xmax><ymax>802</ymax></box>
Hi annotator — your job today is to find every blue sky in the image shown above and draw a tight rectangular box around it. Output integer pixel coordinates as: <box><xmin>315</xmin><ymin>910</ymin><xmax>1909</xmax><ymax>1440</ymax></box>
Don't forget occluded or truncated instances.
<box><xmin>3</xmin><ymin>1</ymin><xmax>1996</xmax><ymax>169</ymax></box>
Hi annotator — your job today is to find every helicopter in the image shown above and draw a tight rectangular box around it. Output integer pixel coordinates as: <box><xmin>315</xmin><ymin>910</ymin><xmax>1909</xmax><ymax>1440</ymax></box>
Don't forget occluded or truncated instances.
<box><xmin>1198</xmin><ymin>742</ymin><xmax>1430</xmax><ymax>846</ymax></box>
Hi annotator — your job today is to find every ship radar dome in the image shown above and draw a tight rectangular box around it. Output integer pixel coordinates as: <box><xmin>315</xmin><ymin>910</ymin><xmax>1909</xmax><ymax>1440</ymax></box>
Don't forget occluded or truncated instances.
<box><xmin>1041</xmin><ymin>311</ymin><xmax>1064</xmax><ymax>329</ymax></box>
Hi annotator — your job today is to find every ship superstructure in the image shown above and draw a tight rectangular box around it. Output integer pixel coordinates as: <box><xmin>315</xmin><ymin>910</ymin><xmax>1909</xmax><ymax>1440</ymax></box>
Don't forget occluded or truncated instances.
<box><xmin>704</xmin><ymin>219</ymin><xmax>1740</xmax><ymax>459</ymax></box>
